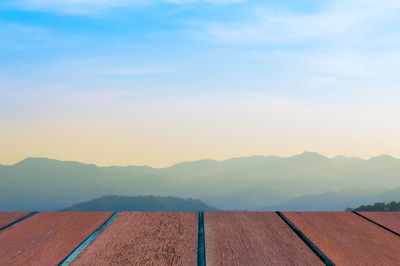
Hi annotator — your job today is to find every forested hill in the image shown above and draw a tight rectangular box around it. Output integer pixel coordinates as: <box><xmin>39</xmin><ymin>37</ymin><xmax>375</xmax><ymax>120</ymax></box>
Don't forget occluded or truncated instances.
<box><xmin>348</xmin><ymin>201</ymin><xmax>400</xmax><ymax>211</ymax></box>
<box><xmin>61</xmin><ymin>195</ymin><xmax>219</xmax><ymax>211</ymax></box>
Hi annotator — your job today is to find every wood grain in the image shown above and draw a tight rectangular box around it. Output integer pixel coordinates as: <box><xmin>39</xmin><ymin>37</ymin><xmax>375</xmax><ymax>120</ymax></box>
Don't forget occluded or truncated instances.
<box><xmin>358</xmin><ymin>211</ymin><xmax>400</xmax><ymax>235</ymax></box>
<box><xmin>72</xmin><ymin>212</ymin><xmax>198</xmax><ymax>265</ymax></box>
<box><xmin>0</xmin><ymin>212</ymin><xmax>32</xmax><ymax>230</ymax></box>
<box><xmin>0</xmin><ymin>212</ymin><xmax>113</xmax><ymax>265</ymax></box>
<box><xmin>284</xmin><ymin>212</ymin><xmax>400</xmax><ymax>266</ymax></box>
<box><xmin>204</xmin><ymin>212</ymin><xmax>323</xmax><ymax>266</ymax></box>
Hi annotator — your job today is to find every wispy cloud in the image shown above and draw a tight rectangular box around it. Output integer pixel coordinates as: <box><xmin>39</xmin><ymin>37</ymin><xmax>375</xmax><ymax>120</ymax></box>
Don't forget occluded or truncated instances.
<box><xmin>186</xmin><ymin>0</ymin><xmax>400</xmax><ymax>90</ymax></box>
<box><xmin>0</xmin><ymin>22</ymin><xmax>53</xmax><ymax>48</ymax></box>
<box><xmin>200</xmin><ymin>0</ymin><xmax>400</xmax><ymax>46</ymax></box>
<box><xmin>5</xmin><ymin>0</ymin><xmax>244</xmax><ymax>14</ymax></box>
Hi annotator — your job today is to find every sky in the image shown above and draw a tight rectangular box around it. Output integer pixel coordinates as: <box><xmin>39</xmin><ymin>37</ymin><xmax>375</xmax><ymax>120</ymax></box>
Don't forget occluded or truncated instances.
<box><xmin>1</xmin><ymin>0</ymin><xmax>400</xmax><ymax>167</ymax></box>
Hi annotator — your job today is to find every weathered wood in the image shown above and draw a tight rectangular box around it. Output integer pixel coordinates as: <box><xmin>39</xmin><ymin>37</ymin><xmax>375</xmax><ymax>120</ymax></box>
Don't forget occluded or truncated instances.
<box><xmin>0</xmin><ymin>212</ymin><xmax>32</xmax><ymax>230</ymax></box>
<box><xmin>204</xmin><ymin>212</ymin><xmax>323</xmax><ymax>266</ymax></box>
<box><xmin>72</xmin><ymin>212</ymin><xmax>198</xmax><ymax>265</ymax></box>
<box><xmin>284</xmin><ymin>212</ymin><xmax>400</xmax><ymax>266</ymax></box>
<box><xmin>358</xmin><ymin>211</ymin><xmax>400</xmax><ymax>235</ymax></box>
<box><xmin>0</xmin><ymin>212</ymin><xmax>113</xmax><ymax>265</ymax></box>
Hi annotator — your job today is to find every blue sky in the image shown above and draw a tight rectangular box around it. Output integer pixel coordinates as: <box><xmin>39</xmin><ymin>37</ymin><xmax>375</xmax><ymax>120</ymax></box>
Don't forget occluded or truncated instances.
<box><xmin>1</xmin><ymin>0</ymin><xmax>399</xmax><ymax>97</ymax></box>
<box><xmin>1</xmin><ymin>0</ymin><xmax>400</xmax><ymax>166</ymax></box>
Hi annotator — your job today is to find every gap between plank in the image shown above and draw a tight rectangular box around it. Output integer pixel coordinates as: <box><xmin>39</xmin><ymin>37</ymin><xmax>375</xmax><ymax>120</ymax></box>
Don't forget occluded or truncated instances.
<box><xmin>352</xmin><ymin>211</ymin><xmax>400</xmax><ymax>237</ymax></box>
<box><xmin>276</xmin><ymin>212</ymin><xmax>335</xmax><ymax>266</ymax></box>
<box><xmin>198</xmin><ymin>212</ymin><xmax>206</xmax><ymax>266</ymax></box>
<box><xmin>58</xmin><ymin>211</ymin><xmax>120</xmax><ymax>266</ymax></box>
<box><xmin>0</xmin><ymin>211</ymin><xmax>39</xmax><ymax>232</ymax></box>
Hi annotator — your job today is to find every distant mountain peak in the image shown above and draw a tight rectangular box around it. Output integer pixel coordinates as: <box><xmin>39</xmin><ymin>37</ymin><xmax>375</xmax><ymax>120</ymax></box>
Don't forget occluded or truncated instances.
<box><xmin>291</xmin><ymin>151</ymin><xmax>327</xmax><ymax>160</ymax></box>
<box><xmin>14</xmin><ymin>157</ymin><xmax>95</xmax><ymax>168</ymax></box>
<box><xmin>170</xmin><ymin>159</ymin><xmax>219</xmax><ymax>169</ymax></box>
<box><xmin>15</xmin><ymin>157</ymin><xmax>54</xmax><ymax>165</ymax></box>
<box><xmin>369</xmin><ymin>154</ymin><xmax>397</xmax><ymax>161</ymax></box>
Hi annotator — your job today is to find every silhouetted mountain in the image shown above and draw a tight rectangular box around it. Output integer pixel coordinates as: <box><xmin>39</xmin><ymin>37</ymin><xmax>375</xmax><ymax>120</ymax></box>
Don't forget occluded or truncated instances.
<box><xmin>0</xmin><ymin>158</ymin><xmax>173</xmax><ymax>211</ymax></box>
<box><xmin>2</xmin><ymin>152</ymin><xmax>400</xmax><ymax>211</ymax></box>
<box><xmin>61</xmin><ymin>195</ymin><xmax>218</xmax><ymax>211</ymax></box>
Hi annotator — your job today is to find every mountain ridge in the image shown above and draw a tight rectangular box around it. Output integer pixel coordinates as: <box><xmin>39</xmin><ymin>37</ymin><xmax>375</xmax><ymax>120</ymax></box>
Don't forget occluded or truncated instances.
<box><xmin>6</xmin><ymin>152</ymin><xmax>400</xmax><ymax>169</ymax></box>
<box><xmin>2</xmin><ymin>152</ymin><xmax>400</xmax><ymax>211</ymax></box>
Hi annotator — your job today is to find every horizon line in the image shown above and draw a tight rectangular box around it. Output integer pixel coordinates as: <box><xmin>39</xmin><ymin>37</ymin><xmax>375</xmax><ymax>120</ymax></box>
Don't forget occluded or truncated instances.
<box><xmin>1</xmin><ymin>151</ymin><xmax>398</xmax><ymax>169</ymax></box>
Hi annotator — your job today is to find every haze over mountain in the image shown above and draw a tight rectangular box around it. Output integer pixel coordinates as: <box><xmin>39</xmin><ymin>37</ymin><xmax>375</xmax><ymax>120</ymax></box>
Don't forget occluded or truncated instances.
<box><xmin>259</xmin><ymin>187</ymin><xmax>400</xmax><ymax>211</ymax></box>
<box><xmin>1</xmin><ymin>152</ymin><xmax>400</xmax><ymax>211</ymax></box>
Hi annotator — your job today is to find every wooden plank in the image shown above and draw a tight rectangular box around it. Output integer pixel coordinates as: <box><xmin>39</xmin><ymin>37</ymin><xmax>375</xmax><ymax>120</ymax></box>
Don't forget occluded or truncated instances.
<box><xmin>358</xmin><ymin>211</ymin><xmax>400</xmax><ymax>235</ymax></box>
<box><xmin>0</xmin><ymin>212</ymin><xmax>32</xmax><ymax>230</ymax></box>
<box><xmin>72</xmin><ymin>212</ymin><xmax>198</xmax><ymax>265</ymax></box>
<box><xmin>283</xmin><ymin>212</ymin><xmax>400</xmax><ymax>266</ymax></box>
<box><xmin>204</xmin><ymin>212</ymin><xmax>323</xmax><ymax>265</ymax></box>
<box><xmin>0</xmin><ymin>212</ymin><xmax>113</xmax><ymax>265</ymax></box>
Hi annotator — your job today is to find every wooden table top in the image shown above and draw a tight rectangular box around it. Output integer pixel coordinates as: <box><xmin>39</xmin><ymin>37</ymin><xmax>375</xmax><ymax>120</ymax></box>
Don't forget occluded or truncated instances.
<box><xmin>0</xmin><ymin>211</ymin><xmax>399</xmax><ymax>265</ymax></box>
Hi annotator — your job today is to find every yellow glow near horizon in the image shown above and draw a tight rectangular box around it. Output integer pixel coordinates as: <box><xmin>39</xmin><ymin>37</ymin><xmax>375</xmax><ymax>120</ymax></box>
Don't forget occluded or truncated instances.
<box><xmin>1</xmin><ymin>92</ymin><xmax>400</xmax><ymax>167</ymax></box>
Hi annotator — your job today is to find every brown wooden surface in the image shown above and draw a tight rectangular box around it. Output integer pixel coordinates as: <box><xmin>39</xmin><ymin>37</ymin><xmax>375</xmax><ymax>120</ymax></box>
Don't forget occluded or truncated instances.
<box><xmin>284</xmin><ymin>212</ymin><xmax>400</xmax><ymax>266</ymax></box>
<box><xmin>72</xmin><ymin>212</ymin><xmax>198</xmax><ymax>265</ymax></box>
<box><xmin>204</xmin><ymin>212</ymin><xmax>323</xmax><ymax>266</ymax></box>
<box><xmin>0</xmin><ymin>212</ymin><xmax>113</xmax><ymax>265</ymax></box>
<box><xmin>0</xmin><ymin>212</ymin><xmax>32</xmax><ymax>229</ymax></box>
<box><xmin>358</xmin><ymin>211</ymin><xmax>400</xmax><ymax>235</ymax></box>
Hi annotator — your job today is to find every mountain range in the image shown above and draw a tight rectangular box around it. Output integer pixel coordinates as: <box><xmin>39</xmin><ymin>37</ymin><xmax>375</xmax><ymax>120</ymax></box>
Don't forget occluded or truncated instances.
<box><xmin>1</xmin><ymin>152</ymin><xmax>400</xmax><ymax>211</ymax></box>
